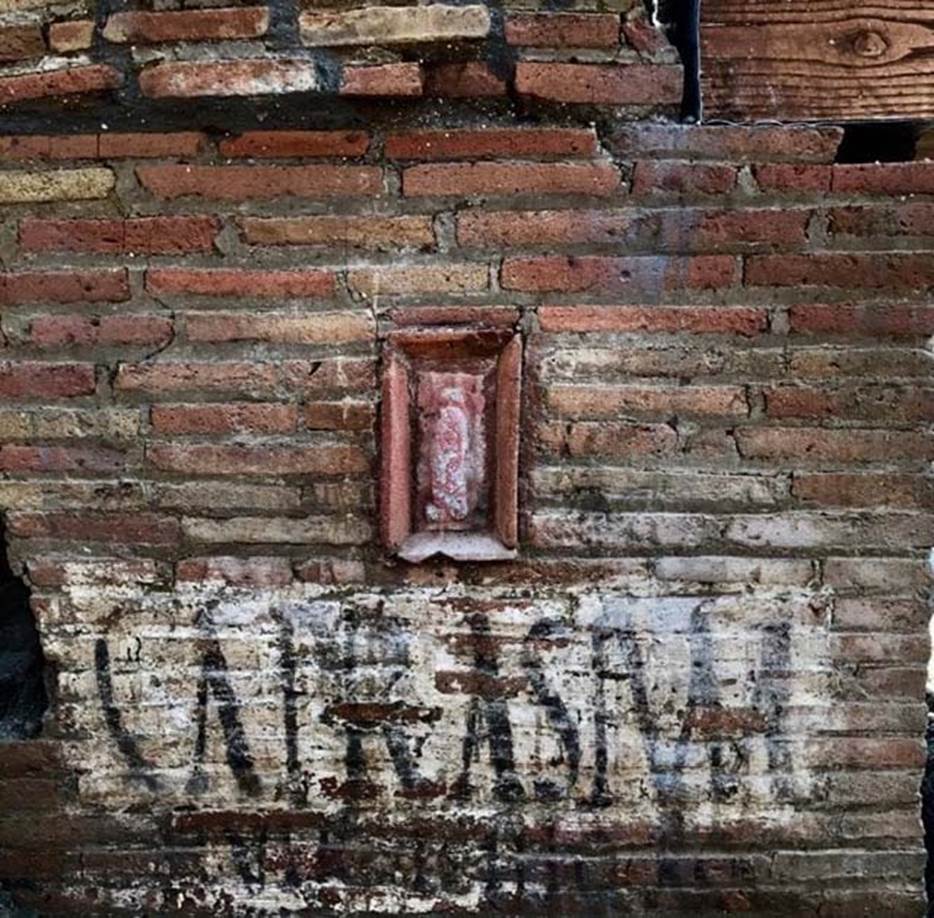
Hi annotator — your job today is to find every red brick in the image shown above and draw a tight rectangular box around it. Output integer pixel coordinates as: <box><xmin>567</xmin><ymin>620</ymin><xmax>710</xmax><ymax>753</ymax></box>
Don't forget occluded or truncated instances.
<box><xmin>152</xmin><ymin>403</ymin><xmax>298</xmax><ymax>435</ymax></box>
<box><xmin>0</xmin><ymin>269</ymin><xmax>128</xmax><ymax>305</ymax></box>
<box><xmin>340</xmin><ymin>63</ymin><xmax>423</xmax><ymax>96</ymax></box>
<box><xmin>116</xmin><ymin>358</ymin><xmax>373</xmax><ymax>396</ymax></box>
<box><xmin>0</xmin><ymin>65</ymin><xmax>121</xmax><ymax>103</ymax></box>
<box><xmin>103</xmin><ymin>7</ymin><xmax>268</xmax><ymax>43</ymax></box>
<box><xmin>0</xmin><ymin>778</ymin><xmax>68</xmax><ymax>814</ymax></box>
<box><xmin>0</xmin><ymin>362</ymin><xmax>94</xmax><ymax>398</ymax></box>
<box><xmin>147</xmin><ymin>443</ymin><xmax>368</xmax><ymax>476</ymax></box>
<box><xmin>240</xmin><ymin>214</ymin><xmax>433</xmax><ymax>250</ymax></box>
<box><xmin>146</xmin><ymin>268</ymin><xmax>335</xmax><ymax>299</ymax></box>
<box><xmin>380</xmin><ymin>355</ymin><xmax>411</xmax><ymax>551</ymax></box>
<box><xmin>502</xmin><ymin>255</ymin><xmax>738</xmax><ymax>293</ymax></box>
<box><xmin>98</xmin><ymin>132</ymin><xmax>206</xmax><ymax>157</ymax></box>
<box><xmin>688</xmin><ymin>209</ymin><xmax>809</xmax><ymax>249</ymax></box>
<box><xmin>852</xmin><ymin>668</ymin><xmax>927</xmax><ymax>700</ymax></box>
<box><xmin>807</xmin><ymin>737</ymin><xmax>924</xmax><ymax>771</ymax></box>
<box><xmin>828</xmin><ymin>203</ymin><xmax>934</xmax><ymax>239</ymax></box>
<box><xmin>609</xmin><ymin>125</ymin><xmax>843</xmax><ymax>163</ymax></box>
<box><xmin>20</xmin><ymin>216</ymin><xmax>218</xmax><ymax>254</ymax></box>
<box><xmin>515</xmin><ymin>62</ymin><xmax>681</xmax><ymax>105</ymax></box>
<box><xmin>457</xmin><ymin>207</ymin><xmax>807</xmax><ymax>251</ymax></box>
<box><xmin>631</xmin><ymin>161</ymin><xmax>737</xmax><ymax>196</ymax></box>
<box><xmin>139</xmin><ymin>60</ymin><xmax>319</xmax><ymax>98</ymax></box>
<box><xmin>789</xmin><ymin>303</ymin><xmax>934</xmax><ymax>337</ymax></box>
<box><xmin>747</xmin><ymin>253</ymin><xmax>934</xmax><ymax>290</ymax></box>
<box><xmin>294</xmin><ymin>558</ymin><xmax>364</xmax><ymax>584</ymax></box>
<box><xmin>793</xmin><ymin>473</ymin><xmax>933</xmax><ymax>509</ymax></box>
<box><xmin>403</xmin><ymin>161</ymin><xmax>620</xmax><ymax>197</ymax></box>
<box><xmin>832</xmin><ymin>162</ymin><xmax>934</xmax><ymax>195</ymax></box>
<box><xmin>27</xmin><ymin>559</ymin><xmax>164</xmax><ymax>589</ymax></box>
<box><xmin>539</xmin><ymin>421</ymin><xmax>677</xmax><ymax>458</ymax></box>
<box><xmin>0</xmin><ymin>445</ymin><xmax>125</xmax><ymax>473</ymax></box>
<box><xmin>538</xmin><ymin>305</ymin><xmax>767</xmax><ymax>336</ymax></box>
<box><xmin>833</xmin><ymin>597</ymin><xmax>928</xmax><ymax>631</ymax></box>
<box><xmin>137</xmin><ymin>164</ymin><xmax>381</xmax><ymax>199</ymax></box>
<box><xmin>754</xmin><ymin>164</ymin><xmax>831</xmax><ymax>193</ymax></box>
<box><xmin>464</xmin><ymin>207</ymin><xmax>575</xmax><ymax>246</ymax></box>
<box><xmin>386</xmin><ymin>127</ymin><xmax>597</xmax><ymax>161</ymax></box>
<box><xmin>29</xmin><ymin>315</ymin><xmax>173</xmax><ymax>348</ymax></box>
<box><xmin>304</xmin><ymin>401</ymin><xmax>374</xmax><ymax>431</ymax></box>
<box><xmin>0</xmin><ymin>25</ymin><xmax>45</xmax><ymax>62</ymax></box>
<box><xmin>764</xmin><ymin>384</ymin><xmax>934</xmax><ymax>423</ymax></box>
<box><xmin>116</xmin><ymin>361</ymin><xmax>279</xmax><ymax>394</ymax></box>
<box><xmin>348</xmin><ymin>263</ymin><xmax>488</xmax><ymax>297</ymax></box>
<box><xmin>0</xmin><ymin>741</ymin><xmax>63</xmax><ymax>777</ymax></box>
<box><xmin>0</xmin><ymin>242</ymin><xmax>75</xmax><ymax>304</ymax></box>
<box><xmin>6</xmin><ymin>512</ymin><xmax>180</xmax><ymax>544</ymax></box>
<box><xmin>545</xmin><ymin>384</ymin><xmax>748</xmax><ymax>418</ymax></box>
<box><xmin>789</xmin><ymin>347</ymin><xmax>929</xmax><ymax>379</ymax></box>
<box><xmin>389</xmin><ymin>305</ymin><xmax>518</xmax><ymax>327</ymax></box>
<box><xmin>505</xmin><ymin>13</ymin><xmax>619</xmax><ymax>48</ymax></box>
<box><xmin>184</xmin><ymin>311</ymin><xmax>372</xmax><ymax>344</ymax></box>
<box><xmin>0</xmin><ymin>134</ymin><xmax>99</xmax><ymax>160</ymax></box>
<box><xmin>176</xmin><ymin>556</ymin><xmax>293</xmax><ymax>587</ymax></box>
<box><xmin>48</xmin><ymin>20</ymin><xmax>94</xmax><ymax>52</ymax></box>
<box><xmin>424</xmin><ymin>62</ymin><xmax>505</xmax><ymax>97</ymax></box>
<box><xmin>736</xmin><ymin>428</ymin><xmax>934</xmax><ymax>463</ymax></box>
<box><xmin>219</xmin><ymin>130</ymin><xmax>369</xmax><ymax>158</ymax></box>
<box><xmin>621</xmin><ymin>14</ymin><xmax>671</xmax><ymax>54</ymax></box>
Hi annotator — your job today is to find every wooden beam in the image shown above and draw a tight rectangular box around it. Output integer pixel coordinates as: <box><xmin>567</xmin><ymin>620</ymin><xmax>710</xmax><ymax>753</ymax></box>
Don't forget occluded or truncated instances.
<box><xmin>701</xmin><ymin>0</ymin><xmax>934</xmax><ymax>121</ymax></box>
<box><xmin>917</xmin><ymin>125</ymin><xmax>934</xmax><ymax>159</ymax></box>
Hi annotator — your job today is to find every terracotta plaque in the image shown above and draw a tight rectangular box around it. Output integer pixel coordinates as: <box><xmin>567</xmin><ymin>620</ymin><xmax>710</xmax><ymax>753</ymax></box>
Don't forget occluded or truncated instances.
<box><xmin>380</xmin><ymin>327</ymin><xmax>521</xmax><ymax>562</ymax></box>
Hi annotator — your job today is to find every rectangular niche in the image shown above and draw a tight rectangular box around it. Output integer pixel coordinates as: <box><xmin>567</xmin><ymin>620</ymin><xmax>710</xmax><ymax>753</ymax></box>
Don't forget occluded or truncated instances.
<box><xmin>380</xmin><ymin>326</ymin><xmax>521</xmax><ymax>563</ymax></box>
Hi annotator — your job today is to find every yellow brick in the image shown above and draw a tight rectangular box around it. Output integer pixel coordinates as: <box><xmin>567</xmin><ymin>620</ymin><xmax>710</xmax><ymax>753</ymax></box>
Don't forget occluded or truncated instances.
<box><xmin>0</xmin><ymin>168</ymin><xmax>115</xmax><ymax>203</ymax></box>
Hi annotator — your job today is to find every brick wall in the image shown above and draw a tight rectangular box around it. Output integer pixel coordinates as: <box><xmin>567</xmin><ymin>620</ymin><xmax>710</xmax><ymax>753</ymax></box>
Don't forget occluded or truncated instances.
<box><xmin>0</xmin><ymin>2</ymin><xmax>931</xmax><ymax>915</ymax></box>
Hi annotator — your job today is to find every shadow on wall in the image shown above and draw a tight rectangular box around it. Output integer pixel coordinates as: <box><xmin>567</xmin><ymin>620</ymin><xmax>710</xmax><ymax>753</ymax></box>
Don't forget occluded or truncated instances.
<box><xmin>653</xmin><ymin>0</ymin><xmax>700</xmax><ymax>120</ymax></box>
<box><xmin>0</xmin><ymin>520</ymin><xmax>47</xmax><ymax>740</ymax></box>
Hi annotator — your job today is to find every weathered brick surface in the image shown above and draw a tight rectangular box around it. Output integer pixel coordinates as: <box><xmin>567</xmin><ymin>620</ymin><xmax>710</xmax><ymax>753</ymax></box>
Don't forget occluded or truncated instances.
<box><xmin>0</xmin><ymin>64</ymin><xmax>121</xmax><ymax>102</ymax></box>
<box><xmin>0</xmin><ymin>8</ymin><xmax>928</xmax><ymax>910</ymax></box>
<box><xmin>505</xmin><ymin>12</ymin><xmax>619</xmax><ymax>48</ymax></box>
<box><xmin>0</xmin><ymin>269</ymin><xmax>128</xmax><ymax>304</ymax></box>
<box><xmin>424</xmin><ymin>61</ymin><xmax>505</xmax><ymax>97</ymax></box>
<box><xmin>299</xmin><ymin>4</ymin><xmax>491</xmax><ymax>46</ymax></box>
<box><xmin>219</xmin><ymin>130</ymin><xmax>369</xmax><ymax>159</ymax></box>
<box><xmin>103</xmin><ymin>7</ymin><xmax>269</xmax><ymax>43</ymax></box>
<box><xmin>137</xmin><ymin>163</ymin><xmax>381</xmax><ymax>199</ymax></box>
<box><xmin>340</xmin><ymin>63</ymin><xmax>424</xmax><ymax>97</ymax></box>
<box><xmin>20</xmin><ymin>216</ymin><xmax>219</xmax><ymax>253</ymax></box>
<box><xmin>146</xmin><ymin>267</ymin><xmax>335</xmax><ymax>298</ymax></box>
<box><xmin>0</xmin><ymin>168</ymin><xmax>114</xmax><ymax>202</ymax></box>
<box><xmin>47</xmin><ymin>19</ymin><xmax>94</xmax><ymax>52</ymax></box>
<box><xmin>403</xmin><ymin>161</ymin><xmax>620</xmax><ymax>197</ymax></box>
<box><xmin>516</xmin><ymin>62</ymin><xmax>682</xmax><ymax>104</ymax></box>
<box><xmin>241</xmin><ymin>214</ymin><xmax>433</xmax><ymax>250</ymax></box>
<box><xmin>386</xmin><ymin>127</ymin><xmax>597</xmax><ymax>161</ymax></box>
<box><xmin>139</xmin><ymin>59</ymin><xmax>321</xmax><ymax>98</ymax></box>
<box><xmin>0</xmin><ymin>24</ymin><xmax>44</xmax><ymax>62</ymax></box>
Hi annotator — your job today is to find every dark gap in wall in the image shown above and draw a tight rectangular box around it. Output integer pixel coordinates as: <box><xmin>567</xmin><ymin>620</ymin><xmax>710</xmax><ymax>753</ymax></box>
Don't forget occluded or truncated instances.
<box><xmin>835</xmin><ymin>122</ymin><xmax>919</xmax><ymax>163</ymax></box>
<box><xmin>0</xmin><ymin>521</ymin><xmax>48</xmax><ymax>740</ymax></box>
<box><xmin>654</xmin><ymin>0</ymin><xmax>700</xmax><ymax>123</ymax></box>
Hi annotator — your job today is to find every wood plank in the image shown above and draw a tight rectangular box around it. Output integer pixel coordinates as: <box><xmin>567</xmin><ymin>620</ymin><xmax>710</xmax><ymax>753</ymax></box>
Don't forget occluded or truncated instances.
<box><xmin>701</xmin><ymin>0</ymin><xmax>934</xmax><ymax>121</ymax></box>
<box><xmin>917</xmin><ymin>128</ymin><xmax>934</xmax><ymax>160</ymax></box>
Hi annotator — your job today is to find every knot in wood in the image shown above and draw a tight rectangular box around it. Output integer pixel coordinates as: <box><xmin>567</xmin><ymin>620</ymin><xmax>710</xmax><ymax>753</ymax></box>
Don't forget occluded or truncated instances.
<box><xmin>851</xmin><ymin>29</ymin><xmax>887</xmax><ymax>58</ymax></box>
